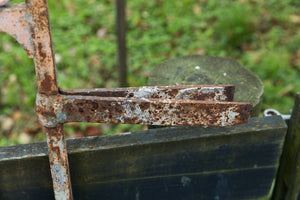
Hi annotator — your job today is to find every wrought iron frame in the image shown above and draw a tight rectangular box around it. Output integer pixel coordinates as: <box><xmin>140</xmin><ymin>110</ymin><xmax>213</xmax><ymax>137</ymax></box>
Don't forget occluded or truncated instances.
<box><xmin>0</xmin><ymin>1</ymin><xmax>252</xmax><ymax>199</ymax></box>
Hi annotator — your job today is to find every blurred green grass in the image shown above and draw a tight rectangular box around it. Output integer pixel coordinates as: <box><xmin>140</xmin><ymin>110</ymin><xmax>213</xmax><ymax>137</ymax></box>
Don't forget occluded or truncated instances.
<box><xmin>0</xmin><ymin>0</ymin><xmax>299</xmax><ymax>146</ymax></box>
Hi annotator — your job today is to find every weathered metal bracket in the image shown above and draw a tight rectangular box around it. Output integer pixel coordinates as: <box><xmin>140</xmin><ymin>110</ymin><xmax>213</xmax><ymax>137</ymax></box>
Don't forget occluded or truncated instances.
<box><xmin>0</xmin><ymin>3</ymin><xmax>34</xmax><ymax>58</ymax></box>
<box><xmin>0</xmin><ymin>1</ymin><xmax>253</xmax><ymax>200</ymax></box>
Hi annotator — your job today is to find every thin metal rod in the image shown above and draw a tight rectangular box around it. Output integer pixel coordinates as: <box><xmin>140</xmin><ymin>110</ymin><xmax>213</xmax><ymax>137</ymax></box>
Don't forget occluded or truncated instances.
<box><xmin>46</xmin><ymin>124</ymin><xmax>73</xmax><ymax>200</ymax></box>
<box><xmin>116</xmin><ymin>0</ymin><xmax>127</xmax><ymax>87</ymax></box>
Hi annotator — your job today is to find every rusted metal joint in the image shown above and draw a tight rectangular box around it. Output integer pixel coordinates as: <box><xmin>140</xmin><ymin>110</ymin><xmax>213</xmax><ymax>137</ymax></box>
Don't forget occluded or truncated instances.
<box><xmin>36</xmin><ymin>93</ymin><xmax>65</xmax><ymax>128</ymax></box>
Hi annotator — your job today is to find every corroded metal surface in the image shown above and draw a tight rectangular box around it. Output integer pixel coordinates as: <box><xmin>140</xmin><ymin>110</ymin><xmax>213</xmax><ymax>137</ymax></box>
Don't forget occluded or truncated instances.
<box><xmin>60</xmin><ymin>85</ymin><xmax>235</xmax><ymax>101</ymax></box>
<box><xmin>36</xmin><ymin>93</ymin><xmax>252</xmax><ymax>127</ymax></box>
<box><xmin>0</xmin><ymin>3</ymin><xmax>34</xmax><ymax>58</ymax></box>
<box><xmin>46</xmin><ymin>124</ymin><xmax>73</xmax><ymax>200</ymax></box>
<box><xmin>0</xmin><ymin>1</ymin><xmax>71</xmax><ymax>199</ymax></box>
<box><xmin>0</xmin><ymin>1</ymin><xmax>253</xmax><ymax>200</ymax></box>
<box><xmin>26</xmin><ymin>0</ymin><xmax>59</xmax><ymax>95</ymax></box>
<box><xmin>24</xmin><ymin>1</ymin><xmax>70</xmax><ymax>199</ymax></box>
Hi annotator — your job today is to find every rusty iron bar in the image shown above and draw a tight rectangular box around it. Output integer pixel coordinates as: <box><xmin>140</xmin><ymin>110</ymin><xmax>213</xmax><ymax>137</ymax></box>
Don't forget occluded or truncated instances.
<box><xmin>36</xmin><ymin>85</ymin><xmax>252</xmax><ymax>128</ymax></box>
<box><xmin>25</xmin><ymin>1</ymin><xmax>72</xmax><ymax>199</ymax></box>
<box><xmin>25</xmin><ymin>0</ymin><xmax>73</xmax><ymax>199</ymax></box>
<box><xmin>59</xmin><ymin>85</ymin><xmax>235</xmax><ymax>101</ymax></box>
<box><xmin>26</xmin><ymin>0</ymin><xmax>72</xmax><ymax>199</ymax></box>
<box><xmin>36</xmin><ymin>93</ymin><xmax>252</xmax><ymax>127</ymax></box>
<box><xmin>46</xmin><ymin>124</ymin><xmax>73</xmax><ymax>200</ymax></box>
<box><xmin>0</xmin><ymin>1</ymin><xmax>253</xmax><ymax>200</ymax></box>
<box><xmin>0</xmin><ymin>1</ymin><xmax>73</xmax><ymax>199</ymax></box>
<box><xmin>26</xmin><ymin>0</ymin><xmax>59</xmax><ymax>95</ymax></box>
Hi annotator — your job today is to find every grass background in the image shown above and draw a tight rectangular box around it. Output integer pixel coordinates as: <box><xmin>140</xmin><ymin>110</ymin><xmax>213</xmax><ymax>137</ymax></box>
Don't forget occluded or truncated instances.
<box><xmin>0</xmin><ymin>0</ymin><xmax>299</xmax><ymax>145</ymax></box>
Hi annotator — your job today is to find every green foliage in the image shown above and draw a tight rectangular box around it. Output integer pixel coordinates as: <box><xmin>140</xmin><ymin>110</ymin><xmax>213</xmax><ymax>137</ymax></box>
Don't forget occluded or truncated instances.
<box><xmin>0</xmin><ymin>0</ymin><xmax>299</xmax><ymax>145</ymax></box>
<box><xmin>211</xmin><ymin>2</ymin><xmax>256</xmax><ymax>49</ymax></box>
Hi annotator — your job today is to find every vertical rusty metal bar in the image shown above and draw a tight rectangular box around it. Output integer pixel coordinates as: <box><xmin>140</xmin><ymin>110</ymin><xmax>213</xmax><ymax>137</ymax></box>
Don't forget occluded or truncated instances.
<box><xmin>25</xmin><ymin>0</ymin><xmax>73</xmax><ymax>199</ymax></box>
<box><xmin>116</xmin><ymin>0</ymin><xmax>127</xmax><ymax>87</ymax></box>
<box><xmin>46</xmin><ymin>124</ymin><xmax>73</xmax><ymax>200</ymax></box>
<box><xmin>26</xmin><ymin>0</ymin><xmax>59</xmax><ymax>95</ymax></box>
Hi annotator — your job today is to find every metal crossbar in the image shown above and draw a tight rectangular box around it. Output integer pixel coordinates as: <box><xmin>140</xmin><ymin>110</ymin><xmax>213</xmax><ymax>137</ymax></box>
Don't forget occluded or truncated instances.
<box><xmin>0</xmin><ymin>1</ymin><xmax>253</xmax><ymax>199</ymax></box>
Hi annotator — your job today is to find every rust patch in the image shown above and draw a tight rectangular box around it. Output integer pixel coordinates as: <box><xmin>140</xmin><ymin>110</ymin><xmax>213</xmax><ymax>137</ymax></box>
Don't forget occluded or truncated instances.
<box><xmin>37</xmin><ymin>42</ymin><xmax>46</xmax><ymax>60</ymax></box>
<box><xmin>49</xmin><ymin>144</ymin><xmax>62</xmax><ymax>161</ymax></box>
<box><xmin>41</xmin><ymin>73</ymin><xmax>55</xmax><ymax>93</ymax></box>
<box><xmin>91</xmin><ymin>101</ymin><xmax>99</xmax><ymax>112</ymax></box>
<box><xmin>64</xmin><ymin>103</ymin><xmax>77</xmax><ymax>114</ymax></box>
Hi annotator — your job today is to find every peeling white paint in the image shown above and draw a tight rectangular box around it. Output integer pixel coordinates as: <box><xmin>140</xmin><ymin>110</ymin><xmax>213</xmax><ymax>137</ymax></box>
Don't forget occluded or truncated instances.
<box><xmin>175</xmin><ymin>88</ymin><xmax>198</xmax><ymax>100</ymax></box>
<box><xmin>126</xmin><ymin>86</ymin><xmax>172</xmax><ymax>99</ymax></box>
<box><xmin>126</xmin><ymin>87</ymin><xmax>158</xmax><ymax>98</ymax></box>
<box><xmin>213</xmin><ymin>87</ymin><xmax>227</xmax><ymax>101</ymax></box>
<box><xmin>175</xmin><ymin>87</ymin><xmax>226</xmax><ymax>101</ymax></box>
<box><xmin>219</xmin><ymin>106</ymin><xmax>239</xmax><ymax>126</ymax></box>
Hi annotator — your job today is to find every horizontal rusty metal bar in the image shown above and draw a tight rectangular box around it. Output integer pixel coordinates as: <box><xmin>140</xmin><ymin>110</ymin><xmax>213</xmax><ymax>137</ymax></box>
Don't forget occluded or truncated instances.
<box><xmin>0</xmin><ymin>3</ymin><xmax>34</xmax><ymax>58</ymax></box>
<box><xmin>36</xmin><ymin>93</ymin><xmax>252</xmax><ymax>127</ymax></box>
<box><xmin>60</xmin><ymin>85</ymin><xmax>235</xmax><ymax>101</ymax></box>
